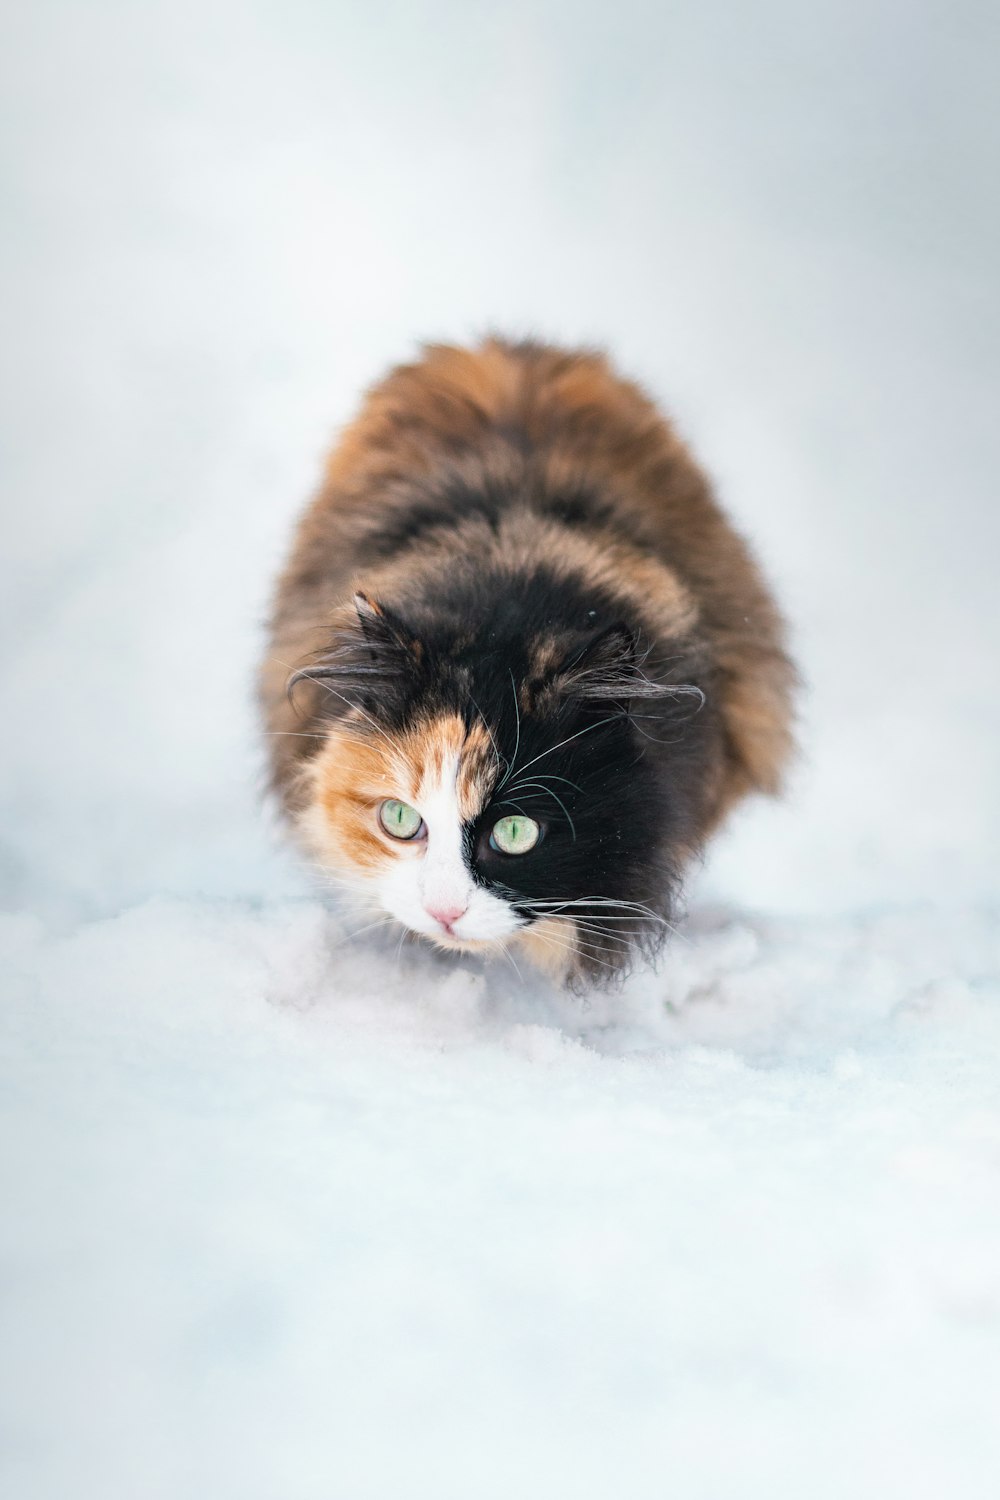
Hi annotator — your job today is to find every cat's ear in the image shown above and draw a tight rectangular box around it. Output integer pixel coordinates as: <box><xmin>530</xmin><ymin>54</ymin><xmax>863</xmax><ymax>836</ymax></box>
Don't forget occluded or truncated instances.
<box><xmin>554</xmin><ymin>622</ymin><xmax>700</xmax><ymax>703</ymax></box>
<box><xmin>555</xmin><ymin>623</ymin><xmax>645</xmax><ymax>700</ymax></box>
<box><xmin>352</xmin><ymin>591</ymin><xmax>422</xmax><ymax>663</ymax></box>
<box><xmin>286</xmin><ymin>592</ymin><xmax>421</xmax><ymax>710</ymax></box>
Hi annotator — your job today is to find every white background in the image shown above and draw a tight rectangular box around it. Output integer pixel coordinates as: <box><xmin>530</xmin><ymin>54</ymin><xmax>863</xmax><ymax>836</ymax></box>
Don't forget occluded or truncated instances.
<box><xmin>2</xmin><ymin>3</ymin><xmax>999</xmax><ymax>1496</ymax></box>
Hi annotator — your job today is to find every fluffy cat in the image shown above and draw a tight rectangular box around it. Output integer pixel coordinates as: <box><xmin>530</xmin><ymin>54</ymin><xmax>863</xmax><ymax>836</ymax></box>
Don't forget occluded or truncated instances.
<box><xmin>259</xmin><ymin>337</ymin><xmax>795</xmax><ymax>983</ymax></box>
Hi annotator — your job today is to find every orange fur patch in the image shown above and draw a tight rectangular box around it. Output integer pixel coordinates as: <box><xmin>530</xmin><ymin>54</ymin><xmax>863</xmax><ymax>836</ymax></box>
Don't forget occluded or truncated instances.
<box><xmin>298</xmin><ymin>712</ymin><xmax>497</xmax><ymax>874</ymax></box>
<box><xmin>516</xmin><ymin>916</ymin><xmax>577</xmax><ymax>979</ymax></box>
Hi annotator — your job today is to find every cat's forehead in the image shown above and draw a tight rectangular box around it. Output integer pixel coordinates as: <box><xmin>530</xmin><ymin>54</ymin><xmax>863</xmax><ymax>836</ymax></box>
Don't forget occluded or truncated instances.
<box><xmin>318</xmin><ymin>711</ymin><xmax>497</xmax><ymax>818</ymax></box>
<box><xmin>400</xmin><ymin>713</ymin><xmax>496</xmax><ymax>815</ymax></box>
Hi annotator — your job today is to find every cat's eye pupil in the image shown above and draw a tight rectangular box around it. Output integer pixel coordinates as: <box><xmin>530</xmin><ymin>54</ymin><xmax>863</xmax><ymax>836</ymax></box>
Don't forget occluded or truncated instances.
<box><xmin>378</xmin><ymin>799</ymin><xmax>424</xmax><ymax>840</ymax></box>
<box><xmin>490</xmin><ymin>814</ymin><xmax>541</xmax><ymax>855</ymax></box>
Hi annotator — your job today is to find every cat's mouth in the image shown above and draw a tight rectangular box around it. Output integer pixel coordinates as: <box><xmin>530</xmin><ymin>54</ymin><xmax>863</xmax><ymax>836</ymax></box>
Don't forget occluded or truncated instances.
<box><xmin>399</xmin><ymin>925</ymin><xmax>502</xmax><ymax>956</ymax></box>
<box><xmin>396</xmin><ymin>913</ymin><xmax>529</xmax><ymax>953</ymax></box>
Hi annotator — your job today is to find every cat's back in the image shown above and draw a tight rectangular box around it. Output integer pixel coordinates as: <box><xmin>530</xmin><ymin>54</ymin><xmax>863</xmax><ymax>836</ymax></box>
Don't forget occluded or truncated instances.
<box><xmin>262</xmin><ymin>337</ymin><xmax>794</xmax><ymax>816</ymax></box>
<box><xmin>303</xmin><ymin>335</ymin><xmax>713</xmax><ymax>551</ymax></box>
<box><xmin>269</xmin><ymin>335</ymin><xmax>765</xmax><ymax>627</ymax></box>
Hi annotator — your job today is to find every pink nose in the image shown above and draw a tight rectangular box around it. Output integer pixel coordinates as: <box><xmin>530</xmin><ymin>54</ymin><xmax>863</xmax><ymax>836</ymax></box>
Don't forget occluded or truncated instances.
<box><xmin>425</xmin><ymin>902</ymin><xmax>467</xmax><ymax>932</ymax></box>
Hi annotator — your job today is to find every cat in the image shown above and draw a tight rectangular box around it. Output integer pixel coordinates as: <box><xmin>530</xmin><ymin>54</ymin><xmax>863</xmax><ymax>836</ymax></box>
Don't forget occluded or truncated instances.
<box><xmin>259</xmin><ymin>337</ymin><xmax>796</xmax><ymax>984</ymax></box>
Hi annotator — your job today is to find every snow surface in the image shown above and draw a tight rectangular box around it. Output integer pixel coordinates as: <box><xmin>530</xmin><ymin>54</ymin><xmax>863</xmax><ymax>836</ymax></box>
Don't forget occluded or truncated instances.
<box><xmin>2</xmin><ymin>2</ymin><xmax>999</xmax><ymax>1496</ymax></box>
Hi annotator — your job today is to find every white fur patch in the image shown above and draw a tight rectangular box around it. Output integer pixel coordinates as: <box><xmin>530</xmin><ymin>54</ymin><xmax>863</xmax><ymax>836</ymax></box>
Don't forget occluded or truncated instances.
<box><xmin>376</xmin><ymin>753</ymin><xmax>521</xmax><ymax>947</ymax></box>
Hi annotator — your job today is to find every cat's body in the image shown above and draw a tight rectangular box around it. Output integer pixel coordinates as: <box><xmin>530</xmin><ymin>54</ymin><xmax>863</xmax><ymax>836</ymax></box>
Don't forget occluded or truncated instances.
<box><xmin>260</xmin><ymin>338</ymin><xmax>795</xmax><ymax>983</ymax></box>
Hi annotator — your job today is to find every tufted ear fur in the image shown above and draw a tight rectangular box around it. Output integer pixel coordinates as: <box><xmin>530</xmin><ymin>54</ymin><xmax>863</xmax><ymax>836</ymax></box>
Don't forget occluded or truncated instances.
<box><xmin>351</xmin><ymin>591</ymin><xmax>423</xmax><ymax>663</ymax></box>
<box><xmin>286</xmin><ymin>591</ymin><xmax>423</xmax><ymax>717</ymax></box>
<box><xmin>553</xmin><ymin>622</ymin><xmax>704</xmax><ymax>705</ymax></box>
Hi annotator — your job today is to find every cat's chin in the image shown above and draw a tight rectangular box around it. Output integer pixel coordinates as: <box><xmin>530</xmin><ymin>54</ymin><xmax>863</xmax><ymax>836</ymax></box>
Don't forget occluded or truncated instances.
<box><xmin>398</xmin><ymin>920</ymin><xmax>574</xmax><ymax>981</ymax></box>
<box><xmin>412</xmin><ymin>927</ymin><xmax>502</xmax><ymax>954</ymax></box>
<box><xmin>392</xmin><ymin>919</ymin><xmax>525</xmax><ymax>961</ymax></box>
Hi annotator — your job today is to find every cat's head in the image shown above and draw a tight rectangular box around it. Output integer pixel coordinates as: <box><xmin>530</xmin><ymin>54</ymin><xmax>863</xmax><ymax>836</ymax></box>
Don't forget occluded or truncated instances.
<box><xmin>288</xmin><ymin>588</ymin><xmax>711</xmax><ymax>983</ymax></box>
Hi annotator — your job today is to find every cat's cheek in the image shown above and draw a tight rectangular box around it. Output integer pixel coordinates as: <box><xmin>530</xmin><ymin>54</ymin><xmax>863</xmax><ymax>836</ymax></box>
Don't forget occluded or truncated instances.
<box><xmin>374</xmin><ymin>854</ymin><xmax>443</xmax><ymax>940</ymax></box>
<box><xmin>296</xmin><ymin>797</ymin><xmax>388</xmax><ymax>876</ymax></box>
<box><xmin>516</xmin><ymin>917</ymin><xmax>577</xmax><ymax>979</ymax></box>
<box><xmin>455</xmin><ymin>887</ymin><xmax>526</xmax><ymax>944</ymax></box>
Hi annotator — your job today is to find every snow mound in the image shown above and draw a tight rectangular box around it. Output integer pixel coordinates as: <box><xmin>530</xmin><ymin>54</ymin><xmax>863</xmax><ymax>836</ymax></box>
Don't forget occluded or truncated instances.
<box><xmin>2</xmin><ymin>900</ymin><xmax>999</xmax><ymax>1499</ymax></box>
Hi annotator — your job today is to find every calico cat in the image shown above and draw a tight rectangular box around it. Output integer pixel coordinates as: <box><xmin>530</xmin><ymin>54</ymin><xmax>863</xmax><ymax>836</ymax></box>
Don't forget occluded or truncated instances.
<box><xmin>259</xmin><ymin>337</ymin><xmax>795</xmax><ymax>983</ymax></box>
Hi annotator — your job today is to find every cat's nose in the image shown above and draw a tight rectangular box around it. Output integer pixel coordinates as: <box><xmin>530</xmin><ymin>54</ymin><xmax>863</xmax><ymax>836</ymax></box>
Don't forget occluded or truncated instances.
<box><xmin>425</xmin><ymin>901</ymin><xmax>467</xmax><ymax>933</ymax></box>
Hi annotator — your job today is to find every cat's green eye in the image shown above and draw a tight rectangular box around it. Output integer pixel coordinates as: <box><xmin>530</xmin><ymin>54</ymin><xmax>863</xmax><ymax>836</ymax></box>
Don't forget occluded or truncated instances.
<box><xmin>490</xmin><ymin>814</ymin><xmax>541</xmax><ymax>855</ymax></box>
<box><xmin>378</xmin><ymin>799</ymin><xmax>424</xmax><ymax>840</ymax></box>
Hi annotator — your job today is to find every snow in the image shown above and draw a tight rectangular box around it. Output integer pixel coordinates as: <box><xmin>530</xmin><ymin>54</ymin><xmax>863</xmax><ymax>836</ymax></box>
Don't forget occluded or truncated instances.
<box><xmin>2</xmin><ymin>2</ymin><xmax>999</xmax><ymax>1496</ymax></box>
<box><xmin>4</xmin><ymin>902</ymin><xmax>1000</xmax><ymax>1496</ymax></box>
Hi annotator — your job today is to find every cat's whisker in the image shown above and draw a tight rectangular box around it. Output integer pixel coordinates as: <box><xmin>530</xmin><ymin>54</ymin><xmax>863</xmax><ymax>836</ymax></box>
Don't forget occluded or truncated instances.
<box><xmin>571</xmin><ymin>940</ymin><xmax>628</xmax><ymax>968</ymax></box>
<box><xmin>565</xmin><ymin>920</ymin><xmax>633</xmax><ymax>948</ymax></box>
<box><xmin>506</xmin><ymin>713</ymin><xmax>620</xmax><ymax>781</ymax></box>
<box><xmin>528</xmin><ymin>923</ymin><xmax>619</xmax><ymax>973</ymax></box>
<box><xmin>523</xmin><ymin>894</ymin><xmax>666</xmax><ymax>918</ymax></box>
<box><xmin>313</xmin><ymin>682</ymin><xmax>408</xmax><ymax>761</ymax></box>
<box><xmin>498</xmin><ymin>780</ymin><xmax>576</xmax><ymax>840</ymax></box>
<box><xmin>309</xmin><ymin>886</ymin><xmax>384</xmax><ymax>920</ymax></box>
<box><xmin>496</xmin><ymin>799</ymin><xmax>532</xmax><ymax>821</ymax></box>
<box><xmin>534</xmin><ymin>919</ymin><xmax>626</xmax><ymax>958</ymax></box>
<box><xmin>468</xmin><ymin>694</ymin><xmax>508</xmax><ymax>783</ymax></box>
<box><xmin>498</xmin><ymin>940</ymin><xmax>524</xmax><ymax>983</ymax></box>
<box><xmin>306</xmin><ymin>867</ymin><xmax>372</xmax><ymax>893</ymax></box>
<box><xmin>580</xmin><ymin>907</ymin><xmax>687</xmax><ymax>943</ymax></box>
<box><xmin>627</xmin><ymin>718</ymin><xmax>688</xmax><ymax>747</ymax></box>
<box><xmin>328</xmin><ymin>915</ymin><xmax>397</xmax><ymax>951</ymax></box>
<box><xmin>526</xmin><ymin>907</ymin><xmax>660</xmax><ymax>922</ymax></box>
<box><xmin>506</xmin><ymin>771</ymin><xmax>583</xmax><ymax>795</ymax></box>
<box><xmin>274</xmin><ymin>656</ymin><xmax>409</xmax><ymax>765</ymax></box>
<box><xmin>263</xmin><ymin>730</ymin><xmax>332</xmax><ymax>740</ymax></box>
<box><xmin>494</xmin><ymin>670</ymin><xmax>522</xmax><ymax>791</ymax></box>
<box><xmin>518</xmin><ymin>896</ymin><xmax>687</xmax><ymax>940</ymax></box>
<box><xmin>305</xmin><ymin>881</ymin><xmax>368</xmax><ymax>906</ymax></box>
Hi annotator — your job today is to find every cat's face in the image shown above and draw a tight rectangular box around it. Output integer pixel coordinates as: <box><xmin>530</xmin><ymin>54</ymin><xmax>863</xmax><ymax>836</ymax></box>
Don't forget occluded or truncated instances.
<box><xmin>292</xmin><ymin>591</ymin><xmax>706</xmax><ymax>981</ymax></box>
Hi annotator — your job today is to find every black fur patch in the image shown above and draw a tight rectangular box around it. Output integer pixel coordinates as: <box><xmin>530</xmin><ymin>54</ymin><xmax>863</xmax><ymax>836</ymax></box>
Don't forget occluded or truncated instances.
<box><xmin>299</xmin><ymin>561</ymin><xmax>715</xmax><ymax>981</ymax></box>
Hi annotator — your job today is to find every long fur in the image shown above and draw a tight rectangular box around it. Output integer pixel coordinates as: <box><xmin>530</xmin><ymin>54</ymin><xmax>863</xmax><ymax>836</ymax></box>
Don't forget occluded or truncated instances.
<box><xmin>260</xmin><ymin>337</ymin><xmax>797</xmax><ymax>982</ymax></box>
